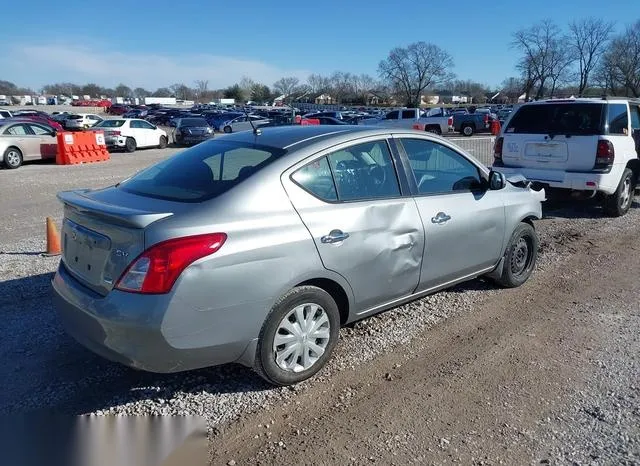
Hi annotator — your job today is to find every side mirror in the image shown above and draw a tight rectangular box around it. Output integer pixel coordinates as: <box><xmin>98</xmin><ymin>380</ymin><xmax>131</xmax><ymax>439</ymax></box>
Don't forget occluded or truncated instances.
<box><xmin>489</xmin><ymin>170</ymin><xmax>506</xmax><ymax>190</ymax></box>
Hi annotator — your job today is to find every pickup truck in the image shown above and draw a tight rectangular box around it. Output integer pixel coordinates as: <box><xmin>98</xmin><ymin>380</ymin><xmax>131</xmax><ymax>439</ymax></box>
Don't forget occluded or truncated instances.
<box><xmin>360</xmin><ymin>108</ymin><xmax>452</xmax><ymax>134</ymax></box>
<box><xmin>452</xmin><ymin>111</ymin><xmax>491</xmax><ymax>136</ymax></box>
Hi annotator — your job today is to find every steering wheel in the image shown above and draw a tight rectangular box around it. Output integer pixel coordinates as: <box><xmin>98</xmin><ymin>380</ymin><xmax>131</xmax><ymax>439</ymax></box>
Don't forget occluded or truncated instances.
<box><xmin>368</xmin><ymin>165</ymin><xmax>387</xmax><ymax>187</ymax></box>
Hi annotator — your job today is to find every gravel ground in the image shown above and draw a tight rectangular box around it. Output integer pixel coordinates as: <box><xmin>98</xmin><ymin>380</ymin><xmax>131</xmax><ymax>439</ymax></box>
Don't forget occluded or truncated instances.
<box><xmin>1</xmin><ymin>156</ymin><xmax>639</xmax><ymax>463</ymax></box>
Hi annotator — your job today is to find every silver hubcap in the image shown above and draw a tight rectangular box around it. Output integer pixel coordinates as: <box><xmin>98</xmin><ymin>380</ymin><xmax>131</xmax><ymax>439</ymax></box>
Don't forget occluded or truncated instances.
<box><xmin>273</xmin><ymin>303</ymin><xmax>330</xmax><ymax>373</ymax></box>
<box><xmin>6</xmin><ymin>150</ymin><xmax>20</xmax><ymax>166</ymax></box>
<box><xmin>463</xmin><ymin>127</ymin><xmax>472</xmax><ymax>135</ymax></box>
<box><xmin>619</xmin><ymin>177</ymin><xmax>632</xmax><ymax>209</ymax></box>
<box><xmin>511</xmin><ymin>237</ymin><xmax>529</xmax><ymax>275</ymax></box>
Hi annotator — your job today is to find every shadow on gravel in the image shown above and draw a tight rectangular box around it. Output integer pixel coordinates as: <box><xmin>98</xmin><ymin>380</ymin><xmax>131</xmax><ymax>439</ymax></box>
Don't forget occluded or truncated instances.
<box><xmin>542</xmin><ymin>197</ymin><xmax>640</xmax><ymax>220</ymax></box>
<box><xmin>0</xmin><ymin>272</ymin><xmax>273</xmax><ymax>416</ymax></box>
<box><xmin>0</xmin><ymin>252</ymin><xmax>45</xmax><ymax>256</ymax></box>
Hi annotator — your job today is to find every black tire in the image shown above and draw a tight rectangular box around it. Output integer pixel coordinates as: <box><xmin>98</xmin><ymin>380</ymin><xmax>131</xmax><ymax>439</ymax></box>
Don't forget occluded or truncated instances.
<box><xmin>461</xmin><ymin>124</ymin><xmax>474</xmax><ymax>137</ymax></box>
<box><xmin>125</xmin><ymin>137</ymin><xmax>137</xmax><ymax>153</ymax></box>
<box><xmin>426</xmin><ymin>125</ymin><xmax>441</xmax><ymax>135</ymax></box>
<box><xmin>603</xmin><ymin>168</ymin><xmax>634</xmax><ymax>217</ymax></box>
<box><xmin>3</xmin><ymin>147</ymin><xmax>23</xmax><ymax>169</ymax></box>
<box><xmin>223</xmin><ymin>125</ymin><xmax>232</xmax><ymax>134</ymax></box>
<box><xmin>493</xmin><ymin>222</ymin><xmax>538</xmax><ymax>288</ymax></box>
<box><xmin>158</xmin><ymin>135</ymin><xmax>168</xmax><ymax>149</ymax></box>
<box><xmin>254</xmin><ymin>286</ymin><xmax>340</xmax><ymax>386</ymax></box>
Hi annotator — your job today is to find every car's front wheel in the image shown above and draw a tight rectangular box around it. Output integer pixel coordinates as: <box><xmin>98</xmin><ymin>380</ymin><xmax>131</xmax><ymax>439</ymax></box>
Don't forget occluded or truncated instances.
<box><xmin>255</xmin><ymin>286</ymin><xmax>340</xmax><ymax>386</ymax></box>
<box><xmin>493</xmin><ymin>222</ymin><xmax>538</xmax><ymax>288</ymax></box>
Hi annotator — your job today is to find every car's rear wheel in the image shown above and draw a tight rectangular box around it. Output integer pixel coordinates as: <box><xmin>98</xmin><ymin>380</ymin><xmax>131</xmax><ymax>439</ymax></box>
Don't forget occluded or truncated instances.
<box><xmin>3</xmin><ymin>147</ymin><xmax>23</xmax><ymax>169</ymax></box>
<box><xmin>255</xmin><ymin>286</ymin><xmax>340</xmax><ymax>386</ymax></box>
<box><xmin>426</xmin><ymin>125</ymin><xmax>441</xmax><ymax>135</ymax></box>
<box><xmin>158</xmin><ymin>135</ymin><xmax>168</xmax><ymax>149</ymax></box>
<box><xmin>462</xmin><ymin>124</ymin><xmax>474</xmax><ymax>136</ymax></box>
<box><xmin>493</xmin><ymin>222</ymin><xmax>538</xmax><ymax>288</ymax></box>
<box><xmin>603</xmin><ymin>168</ymin><xmax>634</xmax><ymax>217</ymax></box>
<box><xmin>125</xmin><ymin>137</ymin><xmax>137</xmax><ymax>153</ymax></box>
<box><xmin>223</xmin><ymin>126</ymin><xmax>232</xmax><ymax>133</ymax></box>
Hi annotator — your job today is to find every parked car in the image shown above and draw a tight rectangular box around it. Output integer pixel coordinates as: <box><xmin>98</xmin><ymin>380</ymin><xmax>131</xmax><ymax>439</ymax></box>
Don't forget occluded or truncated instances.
<box><xmin>452</xmin><ymin>111</ymin><xmax>491</xmax><ymax>136</ymax></box>
<box><xmin>493</xmin><ymin>97</ymin><xmax>640</xmax><ymax>216</ymax></box>
<box><xmin>306</xmin><ymin>116</ymin><xmax>350</xmax><ymax>125</ymax></box>
<box><xmin>64</xmin><ymin>113</ymin><xmax>104</xmax><ymax>130</ymax></box>
<box><xmin>53</xmin><ymin>126</ymin><xmax>545</xmax><ymax>386</ymax></box>
<box><xmin>91</xmin><ymin>118</ymin><xmax>168</xmax><ymax>152</ymax></box>
<box><xmin>122</xmin><ymin>109</ymin><xmax>149</xmax><ymax>119</ymax></box>
<box><xmin>173</xmin><ymin>117</ymin><xmax>214</xmax><ymax>146</ymax></box>
<box><xmin>0</xmin><ymin>110</ymin><xmax>13</xmax><ymax>119</ymax></box>
<box><xmin>221</xmin><ymin>114</ymin><xmax>270</xmax><ymax>133</ymax></box>
<box><xmin>0</xmin><ymin>120</ymin><xmax>57</xmax><ymax>169</ymax></box>
<box><xmin>106</xmin><ymin>104</ymin><xmax>130</xmax><ymax>115</ymax></box>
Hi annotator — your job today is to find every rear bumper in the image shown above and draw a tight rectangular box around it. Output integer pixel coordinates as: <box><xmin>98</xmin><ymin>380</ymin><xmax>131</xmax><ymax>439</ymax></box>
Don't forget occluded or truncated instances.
<box><xmin>105</xmin><ymin>136</ymin><xmax>127</xmax><ymax>148</ymax></box>
<box><xmin>52</xmin><ymin>263</ymin><xmax>252</xmax><ymax>373</ymax></box>
<box><xmin>491</xmin><ymin>164</ymin><xmax>624</xmax><ymax>195</ymax></box>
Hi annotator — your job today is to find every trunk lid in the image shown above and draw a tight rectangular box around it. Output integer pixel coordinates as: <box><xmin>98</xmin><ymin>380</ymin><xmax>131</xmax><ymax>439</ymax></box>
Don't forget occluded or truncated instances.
<box><xmin>58</xmin><ymin>188</ymin><xmax>174</xmax><ymax>296</ymax></box>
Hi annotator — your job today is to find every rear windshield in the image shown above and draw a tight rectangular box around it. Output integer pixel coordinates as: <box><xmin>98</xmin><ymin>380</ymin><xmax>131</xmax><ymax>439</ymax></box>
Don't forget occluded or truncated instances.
<box><xmin>179</xmin><ymin>118</ymin><xmax>208</xmax><ymax>127</ymax></box>
<box><xmin>118</xmin><ymin>140</ymin><xmax>286</xmax><ymax>202</ymax></box>
<box><xmin>505</xmin><ymin>103</ymin><xmax>604</xmax><ymax>135</ymax></box>
<box><xmin>67</xmin><ymin>115</ymin><xmax>82</xmax><ymax>120</ymax></box>
<box><xmin>95</xmin><ymin>119</ymin><xmax>125</xmax><ymax>127</ymax></box>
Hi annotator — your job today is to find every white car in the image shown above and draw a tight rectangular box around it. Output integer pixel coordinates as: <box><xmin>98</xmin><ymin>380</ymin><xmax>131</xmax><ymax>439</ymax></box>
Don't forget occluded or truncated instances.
<box><xmin>92</xmin><ymin>118</ymin><xmax>168</xmax><ymax>152</ymax></box>
<box><xmin>221</xmin><ymin>114</ymin><xmax>270</xmax><ymax>133</ymax></box>
<box><xmin>64</xmin><ymin>113</ymin><xmax>104</xmax><ymax>130</ymax></box>
<box><xmin>493</xmin><ymin>97</ymin><xmax>640</xmax><ymax>217</ymax></box>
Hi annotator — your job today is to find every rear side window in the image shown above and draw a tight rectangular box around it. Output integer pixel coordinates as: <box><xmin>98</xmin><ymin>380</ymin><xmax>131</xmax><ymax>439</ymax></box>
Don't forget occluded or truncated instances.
<box><xmin>607</xmin><ymin>104</ymin><xmax>629</xmax><ymax>135</ymax></box>
<box><xmin>401</xmin><ymin>110</ymin><xmax>416</xmax><ymax>119</ymax></box>
<box><xmin>505</xmin><ymin>103</ymin><xmax>604</xmax><ymax>135</ymax></box>
<box><xmin>119</xmin><ymin>140</ymin><xmax>286</xmax><ymax>202</ymax></box>
<box><xmin>291</xmin><ymin>157</ymin><xmax>337</xmax><ymax>201</ymax></box>
<box><xmin>631</xmin><ymin>105</ymin><xmax>640</xmax><ymax>129</ymax></box>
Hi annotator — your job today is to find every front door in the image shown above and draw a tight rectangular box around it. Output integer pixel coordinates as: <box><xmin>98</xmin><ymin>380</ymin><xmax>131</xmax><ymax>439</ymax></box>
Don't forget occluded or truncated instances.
<box><xmin>27</xmin><ymin>123</ymin><xmax>57</xmax><ymax>159</ymax></box>
<box><xmin>283</xmin><ymin>137</ymin><xmax>425</xmax><ymax>313</ymax></box>
<box><xmin>396</xmin><ymin>137</ymin><xmax>506</xmax><ymax>289</ymax></box>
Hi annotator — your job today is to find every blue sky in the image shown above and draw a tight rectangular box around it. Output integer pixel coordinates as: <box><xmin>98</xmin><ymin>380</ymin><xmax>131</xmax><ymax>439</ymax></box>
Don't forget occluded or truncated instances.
<box><xmin>2</xmin><ymin>0</ymin><xmax>636</xmax><ymax>91</ymax></box>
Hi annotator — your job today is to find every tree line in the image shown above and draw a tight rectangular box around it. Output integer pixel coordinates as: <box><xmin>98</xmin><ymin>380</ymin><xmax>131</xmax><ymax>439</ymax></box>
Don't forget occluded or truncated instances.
<box><xmin>1</xmin><ymin>17</ymin><xmax>638</xmax><ymax>107</ymax></box>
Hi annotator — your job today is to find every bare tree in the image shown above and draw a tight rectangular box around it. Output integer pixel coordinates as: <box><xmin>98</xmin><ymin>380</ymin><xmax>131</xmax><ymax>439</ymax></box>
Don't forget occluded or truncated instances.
<box><xmin>273</xmin><ymin>77</ymin><xmax>300</xmax><ymax>97</ymax></box>
<box><xmin>568</xmin><ymin>18</ymin><xmax>614</xmax><ymax>96</ymax></box>
<box><xmin>307</xmin><ymin>74</ymin><xmax>331</xmax><ymax>94</ymax></box>
<box><xmin>595</xmin><ymin>22</ymin><xmax>639</xmax><ymax>96</ymax></box>
<box><xmin>194</xmin><ymin>80</ymin><xmax>209</xmax><ymax>102</ymax></box>
<box><xmin>501</xmin><ymin>77</ymin><xmax>524</xmax><ymax>103</ymax></box>
<box><xmin>512</xmin><ymin>20</ymin><xmax>571</xmax><ymax>99</ymax></box>
<box><xmin>378</xmin><ymin>41</ymin><xmax>454</xmax><ymax>107</ymax></box>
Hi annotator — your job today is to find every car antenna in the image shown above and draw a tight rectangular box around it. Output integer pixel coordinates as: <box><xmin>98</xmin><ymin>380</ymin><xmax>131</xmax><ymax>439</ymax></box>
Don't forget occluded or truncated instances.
<box><xmin>244</xmin><ymin>107</ymin><xmax>262</xmax><ymax>136</ymax></box>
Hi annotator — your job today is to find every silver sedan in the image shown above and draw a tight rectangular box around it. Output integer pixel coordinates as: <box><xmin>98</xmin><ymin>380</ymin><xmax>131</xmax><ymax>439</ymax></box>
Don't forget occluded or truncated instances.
<box><xmin>0</xmin><ymin>121</ymin><xmax>58</xmax><ymax>169</ymax></box>
<box><xmin>52</xmin><ymin>126</ymin><xmax>545</xmax><ymax>385</ymax></box>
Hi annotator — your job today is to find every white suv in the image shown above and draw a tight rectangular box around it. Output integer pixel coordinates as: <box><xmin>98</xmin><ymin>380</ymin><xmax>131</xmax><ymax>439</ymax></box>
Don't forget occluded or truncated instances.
<box><xmin>493</xmin><ymin>98</ymin><xmax>640</xmax><ymax>216</ymax></box>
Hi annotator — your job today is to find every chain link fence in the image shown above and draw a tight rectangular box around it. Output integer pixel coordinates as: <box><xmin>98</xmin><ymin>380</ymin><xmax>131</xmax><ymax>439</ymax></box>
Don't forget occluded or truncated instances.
<box><xmin>445</xmin><ymin>136</ymin><xmax>496</xmax><ymax>167</ymax></box>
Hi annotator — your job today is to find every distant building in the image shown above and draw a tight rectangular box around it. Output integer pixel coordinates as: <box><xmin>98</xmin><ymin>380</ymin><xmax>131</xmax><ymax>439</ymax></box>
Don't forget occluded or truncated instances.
<box><xmin>314</xmin><ymin>94</ymin><xmax>334</xmax><ymax>105</ymax></box>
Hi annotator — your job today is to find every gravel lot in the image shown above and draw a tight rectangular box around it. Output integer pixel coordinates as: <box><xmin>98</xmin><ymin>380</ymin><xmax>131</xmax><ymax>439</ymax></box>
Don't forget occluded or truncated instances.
<box><xmin>1</xmin><ymin>146</ymin><xmax>638</xmax><ymax>464</ymax></box>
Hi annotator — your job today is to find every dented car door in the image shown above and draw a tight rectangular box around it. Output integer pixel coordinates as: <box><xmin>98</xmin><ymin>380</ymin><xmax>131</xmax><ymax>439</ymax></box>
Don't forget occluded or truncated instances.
<box><xmin>283</xmin><ymin>137</ymin><xmax>424</xmax><ymax>313</ymax></box>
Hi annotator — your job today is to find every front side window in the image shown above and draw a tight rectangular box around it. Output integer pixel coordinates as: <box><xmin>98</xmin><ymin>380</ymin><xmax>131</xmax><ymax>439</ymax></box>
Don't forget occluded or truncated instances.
<box><xmin>607</xmin><ymin>104</ymin><xmax>629</xmax><ymax>135</ymax></box>
<box><xmin>29</xmin><ymin>124</ymin><xmax>50</xmax><ymax>135</ymax></box>
<box><xmin>401</xmin><ymin>110</ymin><xmax>416</xmax><ymax>119</ymax></box>
<box><xmin>400</xmin><ymin>138</ymin><xmax>483</xmax><ymax>194</ymax></box>
<box><xmin>385</xmin><ymin>111</ymin><xmax>399</xmax><ymax>120</ymax></box>
<box><xmin>327</xmin><ymin>140</ymin><xmax>400</xmax><ymax>201</ymax></box>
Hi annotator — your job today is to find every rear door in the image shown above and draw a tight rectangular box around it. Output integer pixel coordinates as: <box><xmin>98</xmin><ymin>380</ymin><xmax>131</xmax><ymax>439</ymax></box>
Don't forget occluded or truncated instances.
<box><xmin>397</xmin><ymin>137</ymin><xmax>505</xmax><ymax>289</ymax></box>
<box><xmin>283</xmin><ymin>137</ymin><xmax>424</xmax><ymax>314</ymax></box>
<box><xmin>501</xmin><ymin>102</ymin><xmax>604</xmax><ymax>174</ymax></box>
<box><xmin>606</xmin><ymin>103</ymin><xmax>636</xmax><ymax>160</ymax></box>
<box><xmin>5</xmin><ymin>124</ymin><xmax>38</xmax><ymax>159</ymax></box>
<box><xmin>630</xmin><ymin>103</ymin><xmax>640</xmax><ymax>155</ymax></box>
<box><xmin>129</xmin><ymin>120</ymin><xmax>149</xmax><ymax>146</ymax></box>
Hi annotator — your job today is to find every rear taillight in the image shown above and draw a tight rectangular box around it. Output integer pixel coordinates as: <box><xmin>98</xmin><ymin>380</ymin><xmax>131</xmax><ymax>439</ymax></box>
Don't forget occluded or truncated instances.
<box><xmin>494</xmin><ymin>136</ymin><xmax>504</xmax><ymax>161</ymax></box>
<box><xmin>111</xmin><ymin>131</ymin><xmax>121</xmax><ymax>136</ymax></box>
<box><xmin>483</xmin><ymin>114</ymin><xmax>489</xmax><ymax>124</ymax></box>
<box><xmin>115</xmin><ymin>233</ymin><xmax>227</xmax><ymax>294</ymax></box>
<box><xmin>595</xmin><ymin>140</ymin><xmax>615</xmax><ymax>169</ymax></box>
<box><xmin>447</xmin><ymin>117</ymin><xmax>453</xmax><ymax>127</ymax></box>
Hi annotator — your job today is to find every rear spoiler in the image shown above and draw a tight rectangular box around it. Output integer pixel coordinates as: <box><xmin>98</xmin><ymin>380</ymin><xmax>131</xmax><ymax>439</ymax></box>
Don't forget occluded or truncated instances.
<box><xmin>57</xmin><ymin>190</ymin><xmax>173</xmax><ymax>229</ymax></box>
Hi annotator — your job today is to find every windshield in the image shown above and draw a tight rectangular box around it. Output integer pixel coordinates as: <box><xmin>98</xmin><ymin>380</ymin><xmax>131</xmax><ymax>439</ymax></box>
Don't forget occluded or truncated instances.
<box><xmin>505</xmin><ymin>103</ymin><xmax>604</xmax><ymax>135</ymax></box>
<box><xmin>95</xmin><ymin>120</ymin><xmax>125</xmax><ymax>128</ymax></box>
<box><xmin>179</xmin><ymin>118</ymin><xmax>208</xmax><ymax>127</ymax></box>
<box><xmin>118</xmin><ymin>140</ymin><xmax>287</xmax><ymax>202</ymax></box>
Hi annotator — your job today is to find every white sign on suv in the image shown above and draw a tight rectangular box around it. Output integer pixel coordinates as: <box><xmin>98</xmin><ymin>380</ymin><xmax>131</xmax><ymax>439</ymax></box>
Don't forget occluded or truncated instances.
<box><xmin>92</xmin><ymin>118</ymin><xmax>168</xmax><ymax>153</ymax></box>
<box><xmin>493</xmin><ymin>98</ymin><xmax>640</xmax><ymax>216</ymax></box>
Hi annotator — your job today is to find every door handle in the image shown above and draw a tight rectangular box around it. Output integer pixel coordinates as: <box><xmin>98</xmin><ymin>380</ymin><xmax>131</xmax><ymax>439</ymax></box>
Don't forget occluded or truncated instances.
<box><xmin>431</xmin><ymin>212</ymin><xmax>451</xmax><ymax>224</ymax></box>
<box><xmin>321</xmin><ymin>229</ymin><xmax>350</xmax><ymax>244</ymax></box>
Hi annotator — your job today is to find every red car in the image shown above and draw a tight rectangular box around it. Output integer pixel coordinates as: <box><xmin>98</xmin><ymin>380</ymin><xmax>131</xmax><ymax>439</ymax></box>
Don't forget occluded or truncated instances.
<box><xmin>22</xmin><ymin>115</ymin><xmax>64</xmax><ymax>131</ymax></box>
